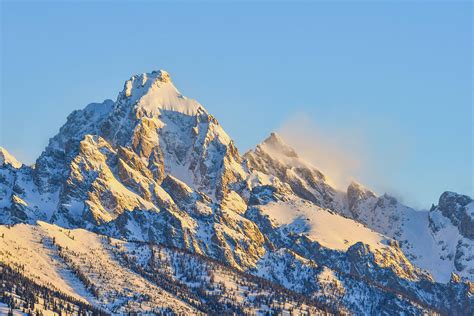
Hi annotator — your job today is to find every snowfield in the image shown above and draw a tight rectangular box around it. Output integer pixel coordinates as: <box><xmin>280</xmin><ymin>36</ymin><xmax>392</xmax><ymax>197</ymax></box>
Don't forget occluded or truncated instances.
<box><xmin>258</xmin><ymin>198</ymin><xmax>387</xmax><ymax>251</ymax></box>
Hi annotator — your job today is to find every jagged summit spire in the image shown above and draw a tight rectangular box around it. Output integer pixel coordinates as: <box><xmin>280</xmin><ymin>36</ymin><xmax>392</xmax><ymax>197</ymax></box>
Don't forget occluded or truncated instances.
<box><xmin>264</xmin><ymin>132</ymin><xmax>284</xmax><ymax>144</ymax></box>
<box><xmin>259</xmin><ymin>132</ymin><xmax>298</xmax><ymax>158</ymax></box>
<box><xmin>347</xmin><ymin>180</ymin><xmax>372</xmax><ymax>192</ymax></box>
<box><xmin>118</xmin><ymin>69</ymin><xmax>205</xmax><ymax>116</ymax></box>
<box><xmin>347</xmin><ymin>181</ymin><xmax>377</xmax><ymax>209</ymax></box>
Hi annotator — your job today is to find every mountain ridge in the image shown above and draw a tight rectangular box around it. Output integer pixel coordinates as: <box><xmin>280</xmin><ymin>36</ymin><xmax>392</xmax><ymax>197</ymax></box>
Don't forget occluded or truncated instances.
<box><xmin>0</xmin><ymin>69</ymin><xmax>472</xmax><ymax>315</ymax></box>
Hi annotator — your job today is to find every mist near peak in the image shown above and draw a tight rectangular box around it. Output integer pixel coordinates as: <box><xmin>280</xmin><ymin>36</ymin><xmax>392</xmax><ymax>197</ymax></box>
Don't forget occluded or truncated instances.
<box><xmin>277</xmin><ymin>113</ymin><xmax>419</xmax><ymax>207</ymax></box>
<box><xmin>277</xmin><ymin>114</ymin><xmax>365</xmax><ymax>191</ymax></box>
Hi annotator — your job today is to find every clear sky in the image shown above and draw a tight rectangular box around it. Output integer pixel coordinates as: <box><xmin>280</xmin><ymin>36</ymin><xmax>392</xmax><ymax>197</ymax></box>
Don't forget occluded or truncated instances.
<box><xmin>1</xmin><ymin>1</ymin><xmax>472</xmax><ymax>208</ymax></box>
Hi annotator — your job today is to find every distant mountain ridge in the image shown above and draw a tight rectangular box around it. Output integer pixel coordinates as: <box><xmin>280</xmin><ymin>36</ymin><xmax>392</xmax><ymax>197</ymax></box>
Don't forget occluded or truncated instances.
<box><xmin>0</xmin><ymin>70</ymin><xmax>472</xmax><ymax>315</ymax></box>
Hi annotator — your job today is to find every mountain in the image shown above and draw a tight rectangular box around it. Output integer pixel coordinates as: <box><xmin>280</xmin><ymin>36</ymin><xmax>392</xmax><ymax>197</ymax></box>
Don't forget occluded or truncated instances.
<box><xmin>0</xmin><ymin>70</ymin><xmax>472</xmax><ymax>315</ymax></box>
<box><xmin>346</xmin><ymin>183</ymin><xmax>474</xmax><ymax>283</ymax></box>
<box><xmin>0</xmin><ymin>147</ymin><xmax>22</xmax><ymax>169</ymax></box>
<box><xmin>243</xmin><ymin>132</ymin><xmax>344</xmax><ymax>211</ymax></box>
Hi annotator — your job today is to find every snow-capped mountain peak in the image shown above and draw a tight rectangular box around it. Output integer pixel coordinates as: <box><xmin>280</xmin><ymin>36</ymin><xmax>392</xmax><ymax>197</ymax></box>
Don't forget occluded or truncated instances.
<box><xmin>119</xmin><ymin>70</ymin><xmax>204</xmax><ymax>116</ymax></box>
<box><xmin>0</xmin><ymin>147</ymin><xmax>22</xmax><ymax>168</ymax></box>
<box><xmin>1</xmin><ymin>69</ymin><xmax>473</xmax><ymax>315</ymax></box>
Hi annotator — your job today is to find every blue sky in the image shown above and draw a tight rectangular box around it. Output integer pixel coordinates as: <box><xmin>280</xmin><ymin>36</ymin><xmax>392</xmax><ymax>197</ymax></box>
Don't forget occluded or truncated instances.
<box><xmin>1</xmin><ymin>1</ymin><xmax>472</xmax><ymax>208</ymax></box>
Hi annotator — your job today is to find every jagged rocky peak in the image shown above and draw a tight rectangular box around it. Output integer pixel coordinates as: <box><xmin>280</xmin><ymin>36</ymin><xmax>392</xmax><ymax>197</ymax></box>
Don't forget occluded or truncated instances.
<box><xmin>434</xmin><ymin>191</ymin><xmax>474</xmax><ymax>239</ymax></box>
<box><xmin>0</xmin><ymin>147</ymin><xmax>22</xmax><ymax>168</ymax></box>
<box><xmin>258</xmin><ymin>132</ymin><xmax>298</xmax><ymax>158</ymax></box>
<box><xmin>244</xmin><ymin>133</ymin><xmax>339</xmax><ymax>210</ymax></box>
<box><xmin>347</xmin><ymin>181</ymin><xmax>376</xmax><ymax>197</ymax></box>
<box><xmin>29</xmin><ymin>68</ymin><xmax>248</xmax><ymax>227</ymax></box>
<box><xmin>347</xmin><ymin>181</ymin><xmax>377</xmax><ymax>210</ymax></box>
<box><xmin>438</xmin><ymin>191</ymin><xmax>472</xmax><ymax>215</ymax></box>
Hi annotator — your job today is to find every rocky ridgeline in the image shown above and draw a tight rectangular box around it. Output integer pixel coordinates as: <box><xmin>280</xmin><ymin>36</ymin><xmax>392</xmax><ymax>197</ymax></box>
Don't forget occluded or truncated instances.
<box><xmin>0</xmin><ymin>70</ymin><xmax>472</xmax><ymax>314</ymax></box>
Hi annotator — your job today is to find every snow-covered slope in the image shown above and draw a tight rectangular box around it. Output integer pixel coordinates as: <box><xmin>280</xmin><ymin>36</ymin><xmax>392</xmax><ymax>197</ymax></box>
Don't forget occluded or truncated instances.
<box><xmin>0</xmin><ymin>69</ymin><xmax>472</xmax><ymax>315</ymax></box>
<box><xmin>0</xmin><ymin>222</ymin><xmax>327</xmax><ymax>314</ymax></box>
<box><xmin>256</xmin><ymin>198</ymin><xmax>387</xmax><ymax>251</ymax></box>
<box><xmin>1</xmin><ymin>222</ymin><xmax>471</xmax><ymax>315</ymax></box>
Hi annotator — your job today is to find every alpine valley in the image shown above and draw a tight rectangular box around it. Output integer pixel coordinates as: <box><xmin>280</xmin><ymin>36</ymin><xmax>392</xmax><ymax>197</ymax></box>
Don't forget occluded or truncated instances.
<box><xmin>0</xmin><ymin>70</ymin><xmax>472</xmax><ymax>315</ymax></box>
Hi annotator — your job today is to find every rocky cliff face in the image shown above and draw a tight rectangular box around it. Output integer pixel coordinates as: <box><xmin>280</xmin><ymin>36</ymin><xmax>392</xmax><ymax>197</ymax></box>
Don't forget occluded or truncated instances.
<box><xmin>346</xmin><ymin>182</ymin><xmax>474</xmax><ymax>283</ymax></box>
<box><xmin>435</xmin><ymin>191</ymin><xmax>474</xmax><ymax>239</ymax></box>
<box><xmin>0</xmin><ymin>70</ymin><xmax>472</xmax><ymax>314</ymax></box>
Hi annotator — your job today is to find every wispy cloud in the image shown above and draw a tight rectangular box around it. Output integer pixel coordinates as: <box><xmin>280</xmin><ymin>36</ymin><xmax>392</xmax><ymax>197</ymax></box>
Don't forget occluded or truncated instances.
<box><xmin>278</xmin><ymin>113</ymin><xmax>368</xmax><ymax>191</ymax></box>
<box><xmin>278</xmin><ymin>113</ymin><xmax>415</xmax><ymax>206</ymax></box>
